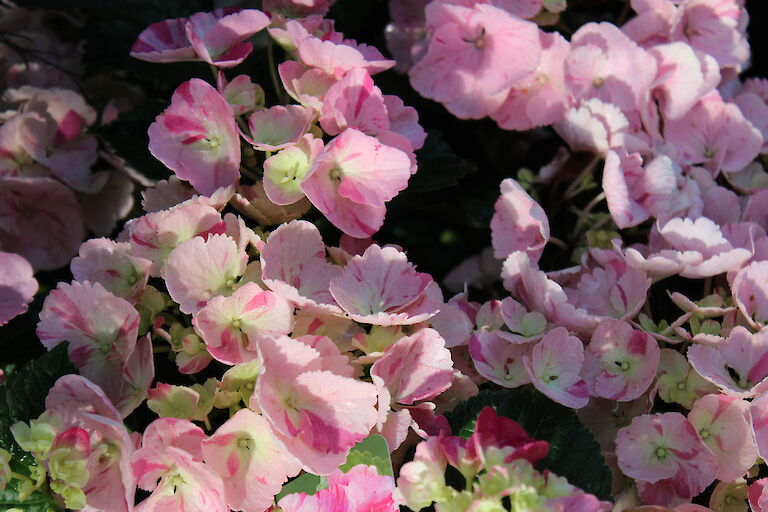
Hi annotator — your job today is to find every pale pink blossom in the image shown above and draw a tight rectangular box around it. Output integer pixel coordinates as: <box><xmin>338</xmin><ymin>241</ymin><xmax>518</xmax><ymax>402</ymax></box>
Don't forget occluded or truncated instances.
<box><xmin>409</xmin><ymin>2</ymin><xmax>541</xmax><ymax>119</ymax></box>
<box><xmin>45</xmin><ymin>375</ymin><xmax>138</xmax><ymax>512</ymax></box>
<box><xmin>163</xmin><ymin>234</ymin><xmax>248</xmax><ymax>314</ymax></box>
<box><xmin>670</xmin><ymin>0</ymin><xmax>749</xmax><ymax>69</ymax></box>
<box><xmin>263</xmin><ymin>0</ymin><xmax>335</xmax><ymax>18</ymax></box>
<box><xmin>246</xmin><ymin>104</ymin><xmax>313</xmax><ymax>152</ymax></box>
<box><xmin>218</xmin><ymin>74</ymin><xmax>262</xmax><ymax>116</ymax></box>
<box><xmin>259</xmin><ymin>220</ymin><xmax>342</xmax><ymax>308</ymax></box>
<box><xmin>263</xmin><ymin>134</ymin><xmax>324</xmax><ymax>206</ymax></box>
<box><xmin>371</xmin><ymin>328</ymin><xmax>453</xmax><ymax>405</ymax></box>
<box><xmin>523</xmin><ymin>327</ymin><xmax>590</xmax><ymax>408</ymax></box>
<box><xmin>491</xmin><ymin>31</ymin><xmax>572</xmax><ymax>130</ymax></box>
<box><xmin>649</xmin><ymin>42</ymin><xmax>720</xmax><ymax>121</ymax></box>
<box><xmin>148</xmin><ymin>78</ymin><xmax>241</xmax><ymax>195</ymax></box>
<box><xmin>565</xmin><ymin>22</ymin><xmax>657</xmax><ymax>113</ymax></box>
<box><xmin>278</xmin><ymin>60</ymin><xmax>337</xmax><ymax>112</ymax></box>
<box><xmin>469</xmin><ymin>330</ymin><xmax>532</xmax><ymax>387</ymax></box>
<box><xmin>37</xmin><ymin>281</ymin><xmax>139</xmax><ymax>404</ymax></box>
<box><xmin>502</xmin><ymin>252</ymin><xmax>599</xmax><ymax>336</ymax></box>
<box><xmin>194</xmin><ymin>282</ymin><xmax>293</xmax><ymax>364</ymax></box>
<box><xmin>301</xmin><ymin>128</ymin><xmax>412</xmax><ymax>238</ymax></box>
<box><xmin>252</xmin><ymin>334</ymin><xmax>378</xmax><ymax>474</ymax></box>
<box><xmin>730</xmin><ymin>261</ymin><xmax>768</xmax><ymax>325</ymax></box>
<box><xmin>555</xmin><ymin>98</ymin><xmax>649</xmax><ymax>154</ymax></box>
<box><xmin>734</xmin><ymin>78</ymin><xmax>768</xmax><ymax>153</ymax></box>
<box><xmin>583</xmin><ymin>319</ymin><xmax>660</xmax><ymax>402</ymax></box>
<box><xmin>0</xmin><ymin>251</ymin><xmax>37</xmax><ymax>326</ymax></box>
<box><xmin>687</xmin><ymin>394</ymin><xmax>756</xmax><ymax>482</ymax></box>
<box><xmin>319</xmin><ymin>68</ymin><xmax>389</xmax><ymax>137</ymax></box>
<box><xmin>687</xmin><ymin>326</ymin><xmax>768</xmax><ymax>398</ymax></box>
<box><xmin>296</xmin><ymin>34</ymin><xmax>395</xmax><ymax>79</ymax></box>
<box><xmin>70</xmin><ymin>239</ymin><xmax>151</xmax><ymax>303</ymax></box>
<box><xmin>201</xmin><ymin>409</ymin><xmax>301</xmax><ymax>512</ymax></box>
<box><xmin>649</xmin><ymin>217</ymin><xmax>754</xmax><ymax>279</ymax></box>
<box><xmin>140</xmin><ymin>177</ymin><xmax>196</xmax><ymax>213</ymax></box>
<box><xmin>128</xmin><ymin>201</ymin><xmax>225</xmax><ymax>275</ymax></box>
<box><xmin>749</xmin><ymin>392</ymin><xmax>768</xmax><ymax>465</ymax></box>
<box><xmin>616</xmin><ymin>412</ymin><xmax>717</xmax><ymax>494</ymax></box>
<box><xmin>133</xmin><ymin>418</ymin><xmax>226</xmax><ymax>512</ymax></box>
<box><xmin>329</xmin><ymin>244</ymin><xmax>443</xmax><ymax>325</ymax></box>
<box><xmin>664</xmin><ymin>92</ymin><xmax>762</xmax><ymax>175</ymax></box>
<box><xmin>232</xmin><ymin>181</ymin><xmax>312</xmax><ymax>226</ymax></box>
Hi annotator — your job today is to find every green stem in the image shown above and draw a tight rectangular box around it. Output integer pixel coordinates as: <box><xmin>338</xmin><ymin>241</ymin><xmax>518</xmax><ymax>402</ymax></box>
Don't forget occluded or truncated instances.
<box><xmin>267</xmin><ymin>38</ymin><xmax>284</xmax><ymax>102</ymax></box>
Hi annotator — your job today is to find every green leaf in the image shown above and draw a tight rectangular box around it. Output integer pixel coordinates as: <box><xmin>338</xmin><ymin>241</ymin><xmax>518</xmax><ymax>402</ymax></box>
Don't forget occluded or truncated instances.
<box><xmin>274</xmin><ymin>473</ymin><xmax>322</xmax><ymax>502</ymax></box>
<box><xmin>339</xmin><ymin>434</ymin><xmax>393</xmax><ymax>477</ymax></box>
<box><xmin>0</xmin><ymin>344</ymin><xmax>76</xmax><ymax>461</ymax></box>
<box><xmin>0</xmin><ymin>480</ymin><xmax>60</xmax><ymax>512</ymax></box>
<box><xmin>408</xmin><ymin>130</ymin><xmax>477</xmax><ymax>193</ymax></box>
<box><xmin>445</xmin><ymin>388</ymin><xmax>612</xmax><ymax>500</ymax></box>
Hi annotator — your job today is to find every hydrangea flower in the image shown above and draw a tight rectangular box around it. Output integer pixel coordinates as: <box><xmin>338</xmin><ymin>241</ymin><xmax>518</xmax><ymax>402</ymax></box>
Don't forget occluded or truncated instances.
<box><xmin>194</xmin><ymin>282</ymin><xmax>293</xmax><ymax>364</ymax></box>
<box><xmin>409</xmin><ymin>2</ymin><xmax>541</xmax><ymax>118</ymax></box>
<box><xmin>523</xmin><ymin>327</ymin><xmax>590</xmax><ymax>408</ymax></box>
<box><xmin>201</xmin><ymin>409</ymin><xmax>301</xmax><ymax>512</ymax></box>
<box><xmin>687</xmin><ymin>326</ymin><xmax>768</xmax><ymax>398</ymax></box>
<box><xmin>687</xmin><ymin>394</ymin><xmax>756</xmax><ymax>482</ymax></box>
<box><xmin>148</xmin><ymin>78</ymin><xmax>241</xmax><ymax>195</ymax></box>
<box><xmin>70</xmin><ymin>239</ymin><xmax>151</xmax><ymax>302</ymax></box>
<box><xmin>259</xmin><ymin>220</ymin><xmax>342</xmax><ymax>308</ymax></box>
<box><xmin>582</xmin><ymin>319</ymin><xmax>660</xmax><ymax>402</ymax></box>
<box><xmin>329</xmin><ymin>244</ymin><xmax>443</xmax><ymax>325</ymax></box>
<box><xmin>37</xmin><ymin>281</ymin><xmax>139</xmax><ymax>403</ymax></box>
<box><xmin>252</xmin><ymin>334</ymin><xmax>378</xmax><ymax>474</ymax></box>
<box><xmin>616</xmin><ymin>413</ymin><xmax>717</xmax><ymax>500</ymax></box>
<box><xmin>132</xmin><ymin>418</ymin><xmax>227</xmax><ymax>512</ymax></box>
<box><xmin>163</xmin><ymin>234</ymin><xmax>248</xmax><ymax>315</ymax></box>
<box><xmin>301</xmin><ymin>128</ymin><xmax>412</xmax><ymax>238</ymax></box>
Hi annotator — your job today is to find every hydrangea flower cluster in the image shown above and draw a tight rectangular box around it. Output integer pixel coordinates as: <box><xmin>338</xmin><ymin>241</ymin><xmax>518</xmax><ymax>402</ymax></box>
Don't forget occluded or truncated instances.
<box><xmin>1</xmin><ymin>0</ymin><xmax>768</xmax><ymax>511</ymax></box>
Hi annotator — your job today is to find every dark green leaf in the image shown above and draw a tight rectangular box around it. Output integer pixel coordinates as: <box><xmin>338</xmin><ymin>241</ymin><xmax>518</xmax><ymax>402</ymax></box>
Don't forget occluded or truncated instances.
<box><xmin>0</xmin><ymin>480</ymin><xmax>60</xmax><ymax>512</ymax></box>
<box><xmin>408</xmin><ymin>130</ymin><xmax>477</xmax><ymax>193</ymax></box>
<box><xmin>0</xmin><ymin>344</ymin><xmax>76</xmax><ymax>461</ymax></box>
<box><xmin>445</xmin><ymin>388</ymin><xmax>612</xmax><ymax>500</ymax></box>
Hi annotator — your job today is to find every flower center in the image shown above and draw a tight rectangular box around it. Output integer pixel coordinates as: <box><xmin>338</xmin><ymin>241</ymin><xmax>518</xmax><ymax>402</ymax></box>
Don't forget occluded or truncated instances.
<box><xmin>654</xmin><ymin>446</ymin><xmax>668</xmax><ymax>460</ymax></box>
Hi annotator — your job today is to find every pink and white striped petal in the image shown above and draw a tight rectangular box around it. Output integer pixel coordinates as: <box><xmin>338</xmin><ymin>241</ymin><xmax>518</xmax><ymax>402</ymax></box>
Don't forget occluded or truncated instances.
<box><xmin>201</xmin><ymin>409</ymin><xmax>301</xmax><ymax>512</ymax></box>
<box><xmin>194</xmin><ymin>282</ymin><xmax>293</xmax><ymax>365</ymax></box>
<box><xmin>523</xmin><ymin>327</ymin><xmax>589</xmax><ymax>409</ymax></box>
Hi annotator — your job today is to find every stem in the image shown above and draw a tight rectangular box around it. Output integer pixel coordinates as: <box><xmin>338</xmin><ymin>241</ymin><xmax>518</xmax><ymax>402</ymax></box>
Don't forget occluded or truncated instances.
<box><xmin>267</xmin><ymin>38</ymin><xmax>284</xmax><ymax>102</ymax></box>
<box><xmin>703</xmin><ymin>276</ymin><xmax>713</xmax><ymax>297</ymax></box>
<box><xmin>563</xmin><ymin>154</ymin><xmax>601</xmax><ymax>200</ymax></box>
<box><xmin>153</xmin><ymin>346</ymin><xmax>171</xmax><ymax>354</ymax></box>
<box><xmin>572</xmin><ymin>192</ymin><xmax>606</xmax><ymax>238</ymax></box>
<box><xmin>548</xmin><ymin>236</ymin><xmax>568</xmax><ymax>251</ymax></box>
